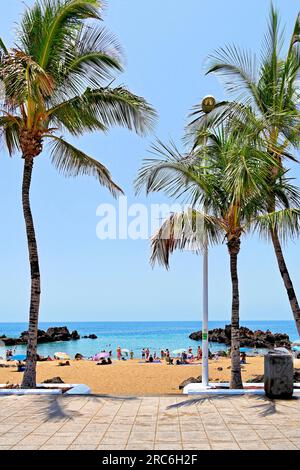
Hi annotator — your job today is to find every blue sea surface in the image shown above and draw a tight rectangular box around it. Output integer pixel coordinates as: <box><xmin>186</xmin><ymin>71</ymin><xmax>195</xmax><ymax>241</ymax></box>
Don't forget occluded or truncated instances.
<box><xmin>0</xmin><ymin>321</ymin><xmax>298</xmax><ymax>359</ymax></box>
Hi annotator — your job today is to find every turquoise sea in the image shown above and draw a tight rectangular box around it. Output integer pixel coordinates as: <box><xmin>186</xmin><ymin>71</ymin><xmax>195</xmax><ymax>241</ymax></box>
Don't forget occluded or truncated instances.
<box><xmin>0</xmin><ymin>321</ymin><xmax>298</xmax><ymax>359</ymax></box>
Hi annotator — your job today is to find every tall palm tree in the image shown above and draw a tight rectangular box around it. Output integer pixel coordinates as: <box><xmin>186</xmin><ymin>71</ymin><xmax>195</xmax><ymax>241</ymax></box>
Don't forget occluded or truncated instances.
<box><xmin>191</xmin><ymin>5</ymin><xmax>300</xmax><ymax>333</ymax></box>
<box><xmin>0</xmin><ymin>0</ymin><xmax>156</xmax><ymax>388</ymax></box>
<box><xmin>136</xmin><ymin>128</ymin><xmax>298</xmax><ymax>388</ymax></box>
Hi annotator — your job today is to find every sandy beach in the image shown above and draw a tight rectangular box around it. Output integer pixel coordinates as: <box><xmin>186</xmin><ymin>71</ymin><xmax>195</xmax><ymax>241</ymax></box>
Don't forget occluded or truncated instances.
<box><xmin>1</xmin><ymin>357</ymin><xmax>299</xmax><ymax>395</ymax></box>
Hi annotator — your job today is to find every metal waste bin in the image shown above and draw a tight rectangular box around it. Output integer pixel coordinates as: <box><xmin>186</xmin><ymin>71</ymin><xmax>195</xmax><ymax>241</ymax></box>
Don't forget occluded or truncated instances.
<box><xmin>264</xmin><ymin>351</ymin><xmax>294</xmax><ymax>399</ymax></box>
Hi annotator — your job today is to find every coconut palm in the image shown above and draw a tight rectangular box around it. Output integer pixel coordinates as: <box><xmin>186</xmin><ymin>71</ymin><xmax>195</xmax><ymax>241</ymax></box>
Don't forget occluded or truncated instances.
<box><xmin>0</xmin><ymin>0</ymin><xmax>156</xmax><ymax>388</ymax></box>
<box><xmin>136</xmin><ymin>128</ymin><xmax>300</xmax><ymax>388</ymax></box>
<box><xmin>190</xmin><ymin>5</ymin><xmax>300</xmax><ymax>333</ymax></box>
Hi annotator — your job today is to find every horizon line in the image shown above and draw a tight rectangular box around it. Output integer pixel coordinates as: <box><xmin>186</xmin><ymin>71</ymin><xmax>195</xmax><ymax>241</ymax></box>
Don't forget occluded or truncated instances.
<box><xmin>0</xmin><ymin>319</ymin><xmax>294</xmax><ymax>324</ymax></box>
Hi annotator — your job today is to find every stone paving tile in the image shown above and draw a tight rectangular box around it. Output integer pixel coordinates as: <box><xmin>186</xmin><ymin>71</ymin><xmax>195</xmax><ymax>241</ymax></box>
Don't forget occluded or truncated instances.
<box><xmin>126</xmin><ymin>443</ymin><xmax>155</xmax><ymax>450</ymax></box>
<box><xmin>229</xmin><ymin>429</ymin><xmax>261</xmax><ymax>442</ymax></box>
<box><xmin>183</xmin><ymin>442</ymin><xmax>211</xmax><ymax>450</ymax></box>
<box><xmin>156</xmin><ymin>431</ymin><xmax>182</xmax><ymax>442</ymax></box>
<box><xmin>40</xmin><ymin>445</ymin><xmax>70</xmax><ymax>450</ymax></box>
<box><xmin>0</xmin><ymin>433</ymin><xmax>28</xmax><ymax>446</ymax></box>
<box><xmin>13</xmin><ymin>434</ymin><xmax>50</xmax><ymax>447</ymax></box>
<box><xmin>265</xmin><ymin>440</ymin><xmax>298</xmax><ymax>450</ymax></box>
<box><xmin>1</xmin><ymin>395</ymin><xmax>300</xmax><ymax>450</ymax></box>
<box><xmin>97</xmin><ymin>444</ymin><xmax>126</xmax><ymax>450</ymax></box>
<box><xmin>128</xmin><ymin>431</ymin><xmax>155</xmax><ymax>442</ymax></box>
<box><xmin>254</xmin><ymin>425</ymin><xmax>286</xmax><ymax>440</ymax></box>
<box><xmin>205</xmin><ymin>430</ymin><xmax>237</xmax><ymax>443</ymax></box>
<box><xmin>210</xmin><ymin>441</ymin><xmax>240</xmax><ymax>450</ymax></box>
<box><xmin>238</xmin><ymin>441</ymin><xmax>268</xmax><ymax>450</ymax></box>
<box><xmin>181</xmin><ymin>431</ymin><xmax>209</xmax><ymax>442</ymax></box>
<box><xmin>43</xmin><ymin>433</ymin><xmax>79</xmax><ymax>446</ymax></box>
<box><xmin>68</xmin><ymin>444</ymin><xmax>97</xmax><ymax>450</ymax></box>
<box><xmin>71</xmin><ymin>432</ymin><xmax>105</xmax><ymax>445</ymax></box>
<box><xmin>100</xmin><ymin>431</ymin><xmax>131</xmax><ymax>446</ymax></box>
<box><xmin>155</xmin><ymin>443</ymin><xmax>183</xmax><ymax>450</ymax></box>
<box><xmin>290</xmin><ymin>439</ymin><xmax>300</xmax><ymax>449</ymax></box>
<box><xmin>281</xmin><ymin>427</ymin><xmax>300</xmax><ymax>439</ymax></box>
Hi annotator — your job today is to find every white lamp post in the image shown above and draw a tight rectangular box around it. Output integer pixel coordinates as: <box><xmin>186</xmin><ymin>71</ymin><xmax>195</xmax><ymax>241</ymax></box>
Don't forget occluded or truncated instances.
<box><xmin>200</xmin><ymin>95</ymin><xmax>216</xmax><ymax>388</ymax></box>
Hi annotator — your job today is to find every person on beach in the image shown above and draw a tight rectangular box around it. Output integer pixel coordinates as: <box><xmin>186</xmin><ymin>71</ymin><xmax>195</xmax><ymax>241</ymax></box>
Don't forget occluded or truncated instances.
<box><xmin>117</xmin><ymin>346</ymin><xmax>122</xmax><ymax>360</ymax></box>
<box><xmin>6</xmin><ymin>349</ymin><xmax>13</xmax><ymax>361</ymax></box>
<box><xmin>153</xmin><ymin>351</ymin><xmax>156</xmax><ymax>360</ymax></box>
<box><xmin>161</xmin><ymin>350</ymin><xmax>165</xmax><ymax>359</ymax></box>
<box><xmin>142</xmin><ymin>349</ymin><xmax>145</xmax><ymax>360</ymax></box>
<box><xmin>240</xmin><ymin>352</ymin><xmax>246</xmax><ymax>364</ymax></box>
<box><xmin>145</xmin><ymin>348</ymin><xmax>150</xmax><ymax>361</ymax></box>
<box><xmin>149</xmin><ymin>354</ymin><xmax>154</xmax><ymax>363</ymax></box>
<box><xmin>130</xmin><ymin>350</ymin><xmax>134</xmax><ymax>359</ymax></box>
<box><xmin>197</xmin><ymin>346</ymin><xmax>202</xmax><ymax>360</ymax></box>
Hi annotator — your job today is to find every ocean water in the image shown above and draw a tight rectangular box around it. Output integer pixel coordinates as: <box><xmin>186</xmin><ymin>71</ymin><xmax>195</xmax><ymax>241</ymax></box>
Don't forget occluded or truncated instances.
<box><xmin>0</xmin><ymin>321</ymin><xmax>298</xmax><ymax>359</ymax></box>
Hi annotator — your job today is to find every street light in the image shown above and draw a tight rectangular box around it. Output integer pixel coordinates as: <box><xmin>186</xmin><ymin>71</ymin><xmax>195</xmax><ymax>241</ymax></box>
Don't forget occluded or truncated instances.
<box><xmin>201</xmin><ymin>95</ymin><xmax>216</xmax><ymax>388</ymax></box>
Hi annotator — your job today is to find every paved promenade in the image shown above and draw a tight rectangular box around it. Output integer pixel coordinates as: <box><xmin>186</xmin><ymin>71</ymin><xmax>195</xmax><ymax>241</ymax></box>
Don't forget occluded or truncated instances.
<box><xmin>0</xmin><ymin>394</ymin><xmax>299</xmax><ymax>450</ymax></box>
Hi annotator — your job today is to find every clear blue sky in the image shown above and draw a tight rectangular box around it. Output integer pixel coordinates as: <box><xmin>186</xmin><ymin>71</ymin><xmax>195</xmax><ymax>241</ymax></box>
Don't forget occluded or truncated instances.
<box><xmin>0</xmin><ymin>0</ymin><xmax>299</xmax><ymax>323</ymax></box>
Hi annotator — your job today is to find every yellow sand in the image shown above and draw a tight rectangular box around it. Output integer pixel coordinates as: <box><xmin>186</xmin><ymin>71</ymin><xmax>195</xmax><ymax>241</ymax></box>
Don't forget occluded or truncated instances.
<box><xmin>1</xmin><ymin>357</ymin><xmax>299</xmax><ymax>395</ymax></box>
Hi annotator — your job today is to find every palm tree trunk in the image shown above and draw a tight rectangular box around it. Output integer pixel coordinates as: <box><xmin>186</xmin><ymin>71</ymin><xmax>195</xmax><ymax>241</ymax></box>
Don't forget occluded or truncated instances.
<box><xmin>270</xmin><ymin>228</ymin><xmax>300</xmax><ymax>335</ymax></box>
<box><xmin>228</xmin><ymin>242</ymin><xmax>243</xmax><ymax>389</ymax></box>
<box><xmin>21</xmin><ymin>157</ymin><xmax>41</xmax><ymax>388</ymax></box>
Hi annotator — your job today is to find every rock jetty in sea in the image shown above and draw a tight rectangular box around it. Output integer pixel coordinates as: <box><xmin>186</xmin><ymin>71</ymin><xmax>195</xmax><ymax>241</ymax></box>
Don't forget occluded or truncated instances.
<box><xmin>0</xmin><ymin>327</ymin><xmax>80</xmax><ymax>346</ymax></box>
<box><xmin>189</xmin><ymin>325</ymin><xmax>291</xmax><ymax>349</ymax></box>
<box><xmin>83</xmin><ymin>334</ymin><xmax>98</xmax><ymax>339</ymax></box>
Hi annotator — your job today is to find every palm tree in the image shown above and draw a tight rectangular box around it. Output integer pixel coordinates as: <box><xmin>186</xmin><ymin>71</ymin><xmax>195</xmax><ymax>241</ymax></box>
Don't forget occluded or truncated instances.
<box><xmin>136</xmin><ymin>128</ymin><xmax>296</xmax><ymax>388</ymax></box>
<box><xmin>191</xmin><ymin>5</ymin><xmax>300</xmax><ymax>333</ymax></box>
<box><xmin>0</xmin><ymin>0</ymin><xmax>156</xmax><ymax>388</ymax></box>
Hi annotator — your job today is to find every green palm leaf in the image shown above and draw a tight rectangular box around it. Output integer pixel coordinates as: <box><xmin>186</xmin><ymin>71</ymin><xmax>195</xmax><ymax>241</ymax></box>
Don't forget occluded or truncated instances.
<box><xmin>48</xmin><ymin>86</ymin><xmax>156</xmax><ymax>135</ymax></box>
<box><xmin>47</xmin><ymin>135</ymin><xmax>123</xmax><ymax>197</ymax></box>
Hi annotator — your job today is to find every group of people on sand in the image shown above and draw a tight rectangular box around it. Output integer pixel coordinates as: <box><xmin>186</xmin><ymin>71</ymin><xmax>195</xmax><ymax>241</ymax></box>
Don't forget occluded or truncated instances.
<box><xmin>116</xmin><ymin>346</ymin><xmax>134</xmax><ymax>361</ymax></box>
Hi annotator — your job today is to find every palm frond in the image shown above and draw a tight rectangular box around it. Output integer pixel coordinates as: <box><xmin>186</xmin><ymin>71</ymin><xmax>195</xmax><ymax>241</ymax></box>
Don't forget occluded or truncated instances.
<box><xmin>206</xmin><ymin>45</ymin><xmax>261</xmax><ymax>110</ymax></box>
<box><xmin>151</xmin><ymin>210</ymin><xmax>222</xmax><ymax>269</ymax></box>
<box><xmin>0</xmin><ymin>115</ymin><xmax>22</xmax><ymax>155</ymax></box>
<box><xmin>53</xmin><ymin>24</ymin><xmax>123</xmax><ymax>97</ymax></box>
<box><xmin>0</xmin><ymin>37</ymin><xmax>8</xmax><ymax>55</ymax></box>
<box><xmin>135</xmin><ymin>140</ymin><xmax>209</xmax><ymax>205</ymax></box>
<box><xmin>255</xmin><ymin>208</ymin><xmax>300</xmax><ymax>243</ymax></box>
<box><xmin>18</xmin><ymin>0</ymin><xmax>102</xmax><ymax>75</ymax></box>
<box><xmin>48</xmin><ymin>86</ymin><xmax>157</xmax><ymax>136</ymax></box>
<box><xmin>46</xmin><ymin>135</ymin><xmax>123</xmax><ymax>197</ymax></box>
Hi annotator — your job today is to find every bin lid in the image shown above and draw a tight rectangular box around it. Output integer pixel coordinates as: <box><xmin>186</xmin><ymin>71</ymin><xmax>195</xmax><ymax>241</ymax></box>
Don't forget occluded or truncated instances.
<box><xmin>268</xmin><ymin>347</ymin><xmax>291</xmax><ymax>355</ymax></box>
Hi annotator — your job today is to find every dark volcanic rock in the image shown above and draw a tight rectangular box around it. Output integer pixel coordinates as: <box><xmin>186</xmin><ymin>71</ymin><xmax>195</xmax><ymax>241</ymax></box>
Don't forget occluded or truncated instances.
<box><xmin>189</xmin><ymin>325</ymin><xmax>291</xmax><ymax>349</ymax></box>
<box><xmin>179</xmin><ymin>376</ymin><xmax>202</xmax><ymax>390</ymax></box>
<box><xmin>71</xmin><ymin>330</ymin><xmax>80</xmax><ymax>340</ymax></box>
<box><xmin>83</xmin><ymin>334</ymin><xmax>98</xmax><ymax>339</ymax></box>
<box><xmin>75</xmin><ymin>353</ymin><xmax>84</xmax><ymax>360</ymax></box>
<box><xmin>46</xmin><ymin>327</ymin><xmax>71</xmax><ymax>341</ymax></box>
<box><xmin>1</xmin><ymin>326</ymin><xmax>81</xmax><ymax>346</ymax></box>
<box><xmin>42</xmin><ymin>377</ymin><xmax>65</xmax><ymax>384</ymax></box>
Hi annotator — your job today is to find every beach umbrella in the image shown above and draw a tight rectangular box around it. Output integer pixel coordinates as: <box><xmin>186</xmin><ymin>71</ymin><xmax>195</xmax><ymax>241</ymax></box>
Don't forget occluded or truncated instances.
<box><xmin>172</xmin><ymin>349</ymin><xmax>186</xmax><ymax>355</ymax></box>
<box><xmin>93</xmin><ymin>352</ymin><xmax>109</xmax><ymax>361</ymax></box>
<box><xmin>54</xmin><ymin>352</ymin><xmax>70</xmax><ymax>360</ymax></box>
<box><xmin>11</xmin><ymin>354</ymin><xmax>27</xmax><ymax>361</ymax></box>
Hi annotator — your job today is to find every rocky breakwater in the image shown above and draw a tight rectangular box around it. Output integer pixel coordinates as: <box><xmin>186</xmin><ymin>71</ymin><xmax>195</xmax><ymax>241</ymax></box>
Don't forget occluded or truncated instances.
<box><xmin>189</xmin><ymin>325</ymin><xmax>291</xmax><ymax>349</ymax></box>
<box><xmin>0</xmin><ymin>326</ymin><xmax>80</xmax><ymax>346</ymax></box>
